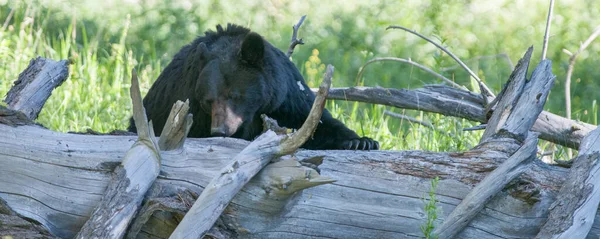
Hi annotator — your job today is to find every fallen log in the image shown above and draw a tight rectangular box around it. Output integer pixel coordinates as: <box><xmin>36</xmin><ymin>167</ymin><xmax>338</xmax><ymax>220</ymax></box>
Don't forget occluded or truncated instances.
<box><xmin>3</xmin><ymin>41</ymin><xmax>600</xmax><ymax>239</ymax></box>
<box><xmin>1</xmin><ymin>51</ymin><xmax>599</xmax><ymax>239</ymax></box>
<box><xmin>323</xmin><ymin>86</ymin><xmax>594</xmax><ymax>150</ymax></box>
<box><xmin>3</xmin><ymin>121</ymin><xmax>600</xmax><ymax>238</ymax></box>
<box><xmin>435</xmin><ymin>47</ymin><xmax>555</xmax><ymax>238</ymax></box>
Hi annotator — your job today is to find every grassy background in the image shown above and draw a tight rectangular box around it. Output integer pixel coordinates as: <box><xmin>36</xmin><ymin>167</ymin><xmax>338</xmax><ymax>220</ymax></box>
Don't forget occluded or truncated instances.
<box><xmin>0</xmin><ymin>0</ymin><xmax>598</xmax><ymax>157</ymax></box>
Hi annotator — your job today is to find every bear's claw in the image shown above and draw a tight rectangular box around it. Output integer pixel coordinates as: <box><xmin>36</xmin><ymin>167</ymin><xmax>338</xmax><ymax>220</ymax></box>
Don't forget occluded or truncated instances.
<box><xmin>341</xmin><ymin>137</ymin><xmax>379</xmax><ymax>150</ymax></box>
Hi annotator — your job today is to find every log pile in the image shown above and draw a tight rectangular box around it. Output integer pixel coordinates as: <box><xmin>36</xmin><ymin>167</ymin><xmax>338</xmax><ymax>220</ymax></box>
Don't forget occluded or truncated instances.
<box><xmin>1</xmin><ymin>47</ymin><xmax>600</xmax><ymax>239</ymax></box>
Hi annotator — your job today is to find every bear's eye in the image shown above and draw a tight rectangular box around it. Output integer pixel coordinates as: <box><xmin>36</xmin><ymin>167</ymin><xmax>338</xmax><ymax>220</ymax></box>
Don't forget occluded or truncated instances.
<box><xmin>230</xmin><ymin>92</ymin><xmax>242</xmax><ymax>100</ymax></box>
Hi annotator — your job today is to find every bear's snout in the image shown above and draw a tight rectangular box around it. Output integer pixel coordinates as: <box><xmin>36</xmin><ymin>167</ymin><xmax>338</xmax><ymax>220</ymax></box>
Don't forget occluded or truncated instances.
<box><xmin>210</xmin><ymin>99</ymin><xmax>243</xmax><ymax>137</ymax></box>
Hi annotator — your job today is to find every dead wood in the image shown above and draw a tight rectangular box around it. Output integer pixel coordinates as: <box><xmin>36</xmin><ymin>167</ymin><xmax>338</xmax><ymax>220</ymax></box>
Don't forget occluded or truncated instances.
<box><xmin>286</xmin><ymin>15</ymin><xmax>306</xmax><ymax>58</ymax></box>
<box><xmin>0</xmin><ymin>197</ymin><xmax>56</xmax><ymax>239</ymax></box>
<box><xmin>0</xmin><ymin>48</ymin><xmax>597</xmax><ymax>239</ymax></box>
<box><xmin>158</xmin><ymin>99</ymin><xmax>193</xmax><ymax>151</ymax></box>
<box><xmin>536</xmin><ymin>125</ymin><xmax>600</xmax><ymax>238</ymax></box>
<box><xmin>323</xmin><ymin>85</ymin><xmax>594</xmax><ymax>150</ymax></box>
<box><xmin>435</xmin><ymin>48</ymin><xmax>556</xmax><ymax>238</ymax></box>
<box><xmin>480</xmin><ymin>47</ymin><xmax>533</xmax><ymax>142</ymax></box>
<box><xmin>0</xmin><ymin>56</ymin><xmax>586</xmax><ymax>238</ymax></box>
<box><xmin>0</xmin><ymin>122</ymin><xmax>588</xmax><ymax>238</ymax></box>
<box><xmin>75</xmin><ymin>70</ymin><xmax>163</xmax><ymax>238</ymax></box>
<box><xmin>4</xmin><ymin>57</ymin><xmax>69</xmax><ymax>120</ymax></box>
<box><xmin>0</xmin><ymin>105</ymin><xmax>33</xmax><ymax>126</ymax></box>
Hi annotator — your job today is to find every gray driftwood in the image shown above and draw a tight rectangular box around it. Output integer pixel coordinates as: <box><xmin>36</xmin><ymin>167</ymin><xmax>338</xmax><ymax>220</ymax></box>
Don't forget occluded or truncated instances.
<box><xmin>3</xmin><ymin>121</ymin><xmax>600</xmax><ymax>238</ymax></box>
<box><xmin>323</xmin><ymin>84</ymin><xmax>594</xmax><ymax>150</ymax></box>
<box><xmin>435</xmin><ymin>134</ymin><xmax>539</xmax><ymax>239</ymax></box>
<box><xmin>480</xmin><ymin>47</ymin><xmax>533</xmax><ymax>142</ymax></box>
<box><xmin>4</xmin><ymin>57</ymin><xmax>70</xmax><ymax>120</ymax></box>
<box><xmin>536</xmin><ymin>126</ymin><xmax>600</xmax><ymax>238</ymax></box>
<box><xmin>435</xmin><ymin>49</ymin><xmax>556</xmax><ymax>238</ymax></box>
<box><xmin>0</xmin><ymin>197</ymin><xmax>56</xmax><ymax>238</ymax></box>
<box><xmin>75</xmin><ymin>70</ymin><xmax>163</xmax><ymax>238</ymax></box>
<box><xmin>157</xmin><ymin>99</ymin><xmax>193</xmax><ymax>151</ymax></box>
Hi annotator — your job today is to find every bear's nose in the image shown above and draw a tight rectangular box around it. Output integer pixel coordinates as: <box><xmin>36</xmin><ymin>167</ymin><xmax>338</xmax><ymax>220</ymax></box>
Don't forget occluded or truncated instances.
<box><xmin>211</xmin><ymin>127</ymin><xmax>228</xmax><ymax>137</ymax></box>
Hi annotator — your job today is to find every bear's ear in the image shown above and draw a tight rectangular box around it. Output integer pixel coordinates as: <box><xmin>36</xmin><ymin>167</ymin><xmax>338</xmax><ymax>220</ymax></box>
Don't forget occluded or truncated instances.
<box><xmin>193</xmin><ymin>42</ymin><xmax>209</xmax><ymax>61</ymax></box>
<box><xmin>239</xmin><ymin>32</ymin><xmax>264</xmax><ymax>67</ymax></box>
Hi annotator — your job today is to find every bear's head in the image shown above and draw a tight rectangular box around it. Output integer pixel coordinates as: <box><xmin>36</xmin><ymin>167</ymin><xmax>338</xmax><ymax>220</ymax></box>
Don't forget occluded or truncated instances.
<box><xmin>192</xmin><ymin>31</ymin><xmax>277</xmax><ymax>139</ymax></box>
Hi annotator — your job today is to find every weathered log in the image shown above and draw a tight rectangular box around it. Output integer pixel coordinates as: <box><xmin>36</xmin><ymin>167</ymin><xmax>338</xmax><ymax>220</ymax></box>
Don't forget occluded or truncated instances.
<box><xmin>435</xmin><ymin>134</ymin><xmax>538</xmax><ymax>238</ymax></box>
<box><xmin>480</xmin><ymin>47</ymin><xmax>533</xmax><ymax>142</ymax></box>
<box><xmin>536</xmin><ymin>126</ymin><xmax>600</xmax><ymax>238</ymax></box>
<box><xmin>0</xmin><ymin>55</ymin><xmax>585</xmax><ymax>237</ymax></box>
<box><xmin>533</xmin><ymin>111</ymin><xmax>595</xmax><ymax>149</ymax></box>
<box><xmin>323</xmin><ymin>86</ymin><xmax>594</xmax><ymax>150</ymax></box>
<box><xmin>435</xmin><ymin>48</ymin><xmax>555</xmax><ymax>238</ymax></box>
<box><xmin>4</xmin><ymin>57</ymin><xmax>70</xmax><ymax>120</ymax></box>
<box><xmin>0</xmin><ymin>55</ymin><xmax>568</xmax><ymax>237</ymax></box>
<box><xmin>75</xmin><ymin>70</ymin><xmax>162</xmax><ymax>238</ymax></box>
<box><xmin>0</xmin><ymin>122</ymin><xmax>585</xmax><ymax>239</ymax></box>
<box><xmin>126</xmin><ymin>188</ymin><xmax>198</xmax><ymax>239</ymax></box>
<box><xmin>325</xmin><ymin>84</ymin><xmax>486</xmax><ymax>123</ymax></box>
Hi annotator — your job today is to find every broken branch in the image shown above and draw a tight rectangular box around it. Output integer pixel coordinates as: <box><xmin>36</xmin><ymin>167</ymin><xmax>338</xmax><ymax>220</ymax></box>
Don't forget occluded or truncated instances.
<box><xmin>386</xmin><ymin>25</ymin><xmax>495</xmax><ymax>99</ymax></box>
<box><xmin>286</xmin><ymin>15</ymin><xmax>307</xmax><ymax>58</ymax></box>
<box><xmin>355</xmin><ymin>57</ymin><xmax>466</xmax><ymax>89</ymax></box>
<box><xmin>75</xmin><ymin>69</ymin><xmax>161</xmax><ymax>238</ymax></box>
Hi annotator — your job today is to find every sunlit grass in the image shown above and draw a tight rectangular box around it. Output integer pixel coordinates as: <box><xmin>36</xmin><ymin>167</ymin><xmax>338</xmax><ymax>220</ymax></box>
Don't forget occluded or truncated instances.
<box><xmin>0</xmin><ymin>2</ymin><xmax>596</xmax><ymax>156</ymax></box>
<box><xmin>0</xmin><ymin>7</ymin><xmax>161</xmax><ymax>133</ymax></box>
<box><xmin>0</xmin><ymin>6</ymin><xmax>479</xmax><ymax>153</ymax></box>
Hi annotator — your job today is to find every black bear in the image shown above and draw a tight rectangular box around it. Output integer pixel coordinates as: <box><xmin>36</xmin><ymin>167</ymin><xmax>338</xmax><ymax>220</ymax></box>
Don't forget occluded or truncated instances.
<box><xmin>129</xmin><ymin>24</ymin><xmax>378</xmax><ymax>150</ymax></box>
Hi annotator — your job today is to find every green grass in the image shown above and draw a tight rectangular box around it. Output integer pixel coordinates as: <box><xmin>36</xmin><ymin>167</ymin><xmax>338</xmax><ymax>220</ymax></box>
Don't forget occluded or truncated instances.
<box><xmin>0</xmin><ymin>7</ymin><xmax>161</xmax><ymax>133</ymax></box>
<box><xmin>0</xmin><ymin>1</ymin><xmax>597</xmax><ymax>155</ymax></box>
<box><xmin>421</xmin><ymin>177</ymin><xmax>441</xmax><ymax>239</ymax></box>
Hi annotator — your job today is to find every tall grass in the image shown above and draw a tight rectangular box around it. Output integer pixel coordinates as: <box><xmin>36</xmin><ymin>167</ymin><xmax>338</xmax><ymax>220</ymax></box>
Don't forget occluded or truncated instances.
<box><xmin>1</xmin><ymin>1</ymin><xmax>597</xmax><ymax>155</ymax></box>
<box><xmin>1</xmin><ymin>6</ymin><xmax>161</xmax><ymax>133</ymax></box>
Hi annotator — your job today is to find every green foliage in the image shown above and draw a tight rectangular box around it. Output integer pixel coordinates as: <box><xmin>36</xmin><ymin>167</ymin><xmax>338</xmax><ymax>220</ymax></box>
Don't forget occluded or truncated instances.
<box><xmin>0</xmin><ymin>0</ymin><xmax>598</xmax><ymax>153</ymax></box>
<box><xmin>421</xmin><ymin>176</ymin><xmax>440</xmax><ymax>239</ymax></box>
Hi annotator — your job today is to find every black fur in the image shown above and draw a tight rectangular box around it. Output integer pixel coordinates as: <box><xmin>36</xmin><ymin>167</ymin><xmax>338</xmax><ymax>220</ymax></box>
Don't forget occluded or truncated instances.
<box><xmin>129</xmin><ymin>24</ymin><xmax>378</xmax><ymax>150</ymax></box>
